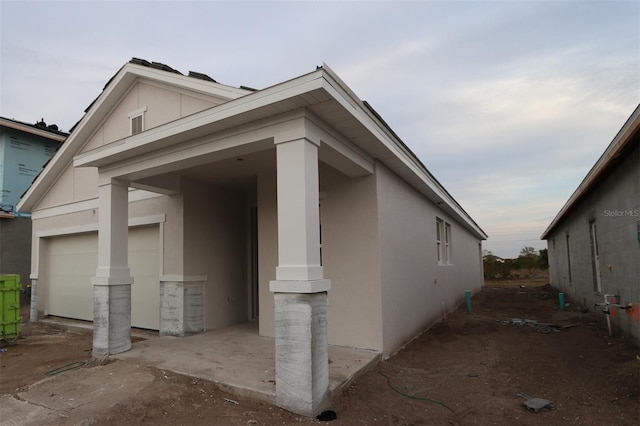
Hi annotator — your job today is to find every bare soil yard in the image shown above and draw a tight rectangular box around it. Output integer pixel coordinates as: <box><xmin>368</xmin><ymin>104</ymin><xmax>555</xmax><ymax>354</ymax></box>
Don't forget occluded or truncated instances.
<box><xmin>1</xmin><ymin>281</ymin><xmax>638</xmax><ymax>425</ymax></box>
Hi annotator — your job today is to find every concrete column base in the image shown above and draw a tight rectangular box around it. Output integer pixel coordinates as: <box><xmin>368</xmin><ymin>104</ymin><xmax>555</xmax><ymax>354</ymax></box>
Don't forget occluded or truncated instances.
<box><xmin>92</xmin><ymin>284</ymin><xmax>132</xmax><ymax>360</ymax></box>
<box><xmin>160</xmin><ymin>281</ymin><xmax>204</xmax><ymax>336</ymax></box>
<box><xmin>29</xmin><ymin>278</ymin><xmax>39</xmax><ymax>322</ymax></box>
<box><xmin>274</xmin><ymin>292</ymin><xmax>329</xmax><ymax>416</ymax></box>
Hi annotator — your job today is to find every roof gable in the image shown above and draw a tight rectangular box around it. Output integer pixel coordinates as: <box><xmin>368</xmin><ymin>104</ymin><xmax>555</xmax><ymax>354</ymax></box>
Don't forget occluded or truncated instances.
<box><xmin>19</xmin><ymin>60</ymin><xmax>487</xmax><ymax>240</ymax></box>
<box><xmin>18</xmin><ymin>60</ymin><xmax>253</xmax><ymax>212</ymax></box>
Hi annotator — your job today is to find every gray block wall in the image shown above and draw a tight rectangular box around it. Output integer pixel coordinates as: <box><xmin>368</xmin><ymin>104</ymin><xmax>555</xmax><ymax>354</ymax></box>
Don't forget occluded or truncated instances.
<box><xmin>546</xmin><ymin>142</ymin><xmax>639</xmax><ymax>345</ymax></box>
<box><xmin>0</xmin><ymin>216</ymin><xmax>32</xmax><ymax>305</ymax></box>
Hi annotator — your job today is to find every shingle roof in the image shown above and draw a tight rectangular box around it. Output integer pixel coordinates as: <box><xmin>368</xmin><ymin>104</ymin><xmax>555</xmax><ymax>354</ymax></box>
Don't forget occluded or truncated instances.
<box><xmin>0</xmin><ymin>116</ymin><xmax>69</xmax><ymax>137</ymax></box>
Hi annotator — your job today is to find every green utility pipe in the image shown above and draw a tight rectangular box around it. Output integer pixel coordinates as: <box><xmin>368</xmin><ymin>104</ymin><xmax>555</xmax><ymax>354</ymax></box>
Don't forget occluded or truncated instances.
<box><xmin>559</xmin><ymin>293</ymin><xmax>565</xmax><ymax>311</ymax></box>
<box><xmin>465</xmin><ymin>290</ymin><xmax>472</xmax><ymax>314</ymax></box>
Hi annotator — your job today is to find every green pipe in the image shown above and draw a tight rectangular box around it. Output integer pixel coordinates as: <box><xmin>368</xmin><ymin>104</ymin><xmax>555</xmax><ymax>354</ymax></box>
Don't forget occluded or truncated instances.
<box><xmin>465</xmin><ymin>290</ymin><xmax>472</xmax><ymax>314</ymax></box>
<box><xmin>559</xmin><ymin>292</ymin><xmax>565</xmax><ymax>310</ymax></box>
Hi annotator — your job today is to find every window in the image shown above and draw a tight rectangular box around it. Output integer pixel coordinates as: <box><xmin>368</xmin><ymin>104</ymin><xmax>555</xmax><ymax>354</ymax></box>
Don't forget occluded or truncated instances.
<box><xmin>436</xmin><ymin>218</ymin><xmax>452</xmax><ymax>265</ymax></box>
<box><xmin>128</xmin><ymin>107</ymin><xmax>147</xmax><ymax>135</ymax></box>
<box><xmin>444</xmin><ymin>222</ymin><xmax>452</xmax><ymax>264</ymax></box>
<box><xmin>565</xmin><ymin>234</ymin><xmax>572</xmax><ymax>283</ymax></box>
<box><xmin>436</xmin><ymin>218</ymin><xmax>443</xmax><ymax>264</ymax></box>
<box><xmin>589</xmin><ymin>220</ymin><xmax>601</xmax><ymax>292</ymax></box>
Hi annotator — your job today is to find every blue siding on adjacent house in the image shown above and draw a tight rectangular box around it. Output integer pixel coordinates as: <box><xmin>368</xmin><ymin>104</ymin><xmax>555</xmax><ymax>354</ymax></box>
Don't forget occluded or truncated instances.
<box><xmin>0</xmin><ymin>127</ymin><xmax>59</xmax><ymax>214</ymax></box>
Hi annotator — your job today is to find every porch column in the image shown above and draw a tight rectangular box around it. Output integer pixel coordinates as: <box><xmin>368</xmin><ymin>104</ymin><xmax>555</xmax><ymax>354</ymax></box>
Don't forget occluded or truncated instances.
<box><xmin>92</xmin><ymin>179</ymin><xmax>132</xmax><ymax>360</ymax></box>
<box><xmin>270</xmin><ymin>137</ymin><xmax>331</xmax><ymax>416</ymax></box>
<box><xmin>159</xmin><ymin>275</ymin><xmax>205</xmax><ymax>336</ymax></box>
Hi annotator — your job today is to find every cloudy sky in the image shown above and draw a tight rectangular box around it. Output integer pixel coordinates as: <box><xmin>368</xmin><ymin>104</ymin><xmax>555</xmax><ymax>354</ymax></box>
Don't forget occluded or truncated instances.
<box><xmin>1</xmin><ymin>0</ymin><xmax>638</xmax><ymax>258</ymax></box>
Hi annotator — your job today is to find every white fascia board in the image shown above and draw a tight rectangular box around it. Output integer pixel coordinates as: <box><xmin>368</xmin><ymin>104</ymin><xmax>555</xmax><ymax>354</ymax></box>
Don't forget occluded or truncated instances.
<box><xmin>319</xmin><ymin>67</ymin><xmax>487</xmax><ymax>239</ymax></box>
<box><xmin>305</xmin><ymin>111</ymin><xmax>374</xmax><ymax>176</ymax></box>
<box><xmin>125</xmin><ymin>63</ymin><xmax>251</xmax><ymax>100</ymax></box>
<box><xmin>17</xmin><ymin>68</ymin><xmax>137</xmax><ymax>213</ymax></box>
<box><xmin>34</xmin><ymin>214</ymin><xmax>165</xmax><ymax>238</ymax></box>
<box><xmin>30</xmin><ymin>189</ymin><xmax>163</xmax><ymax>220</ymax></box>
<box><xmin>74</xmin><ymin>70</ymin><xmax>326</xmax><ymax>168</ymax></box>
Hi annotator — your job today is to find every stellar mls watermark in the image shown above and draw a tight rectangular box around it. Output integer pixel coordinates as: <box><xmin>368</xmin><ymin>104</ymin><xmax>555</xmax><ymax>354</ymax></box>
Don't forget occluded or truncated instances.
<box><xmin>603</xmin><ymin>209</ymin><xmax>639</xmax><ymax>217</ymax></box>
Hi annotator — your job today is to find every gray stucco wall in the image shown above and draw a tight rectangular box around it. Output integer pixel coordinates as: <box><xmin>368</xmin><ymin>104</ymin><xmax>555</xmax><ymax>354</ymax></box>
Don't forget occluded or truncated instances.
<box><xmin>376</xmin><ymin>162</ymin><xmax>484</xmax><ymax>357</ymax></box>
<box><xmin>183</xmin><ymin>180</ymin><xmax>249</xmax><ymax>330</ymax></box>
<box><xmin>546</xmin><ymin>142</ymin><xmax>639</xmax><ymax>345</ymax></box>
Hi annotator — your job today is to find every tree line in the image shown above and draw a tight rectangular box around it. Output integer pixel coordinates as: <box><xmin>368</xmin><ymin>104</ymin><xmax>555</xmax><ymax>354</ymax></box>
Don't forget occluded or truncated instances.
<box><xmin>483</xmin><ymin>247</ymin><xmax>548</xmax><ymax>280</ymax></box>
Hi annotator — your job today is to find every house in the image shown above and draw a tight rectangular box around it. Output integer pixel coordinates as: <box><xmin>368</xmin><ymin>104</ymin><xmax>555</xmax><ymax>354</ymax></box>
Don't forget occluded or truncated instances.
<box><xmin>541</xmin><ymin>104</ymin><xmax>640</xmax><ymax>347</ymax></box>
<box><xmin>17</xmin><ymin>58</ymin><xmax>487</xmax><ymax>415</ymax></box>
<box><xmin>0</xmin><ymin>117</ymin><xmax>67</xmax><ymax>290</ymax></box>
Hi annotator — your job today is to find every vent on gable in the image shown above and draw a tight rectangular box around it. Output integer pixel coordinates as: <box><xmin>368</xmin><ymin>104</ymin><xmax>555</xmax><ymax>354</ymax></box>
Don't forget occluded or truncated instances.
<box><xmin>128</xmin><ymin>107</ymin><xmax>147</xmax><ymax>136</ymax></box>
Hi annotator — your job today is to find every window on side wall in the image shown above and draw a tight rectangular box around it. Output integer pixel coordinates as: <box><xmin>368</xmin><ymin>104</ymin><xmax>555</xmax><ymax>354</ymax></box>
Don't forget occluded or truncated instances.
<box><xmin>436</xmin><ymin>217</ymin><xmax>452</xmax><ymax>265</ymax></box>
<box><xmin>444</xmin><ymin>222</ymin><xmax>452</xmax><ymax>265</ymax></box>
<box><xmin>128</xmin><ymin>107</ymin><xmax>147</xmax><ymax>135</ymax></box>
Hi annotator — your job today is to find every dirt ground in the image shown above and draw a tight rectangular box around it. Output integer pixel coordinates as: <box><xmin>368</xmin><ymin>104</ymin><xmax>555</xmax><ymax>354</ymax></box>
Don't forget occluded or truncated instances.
<box><xmin>1</xmin><ymin>281</ymin><xmax>638</xmax><ymax>425</ymax></box>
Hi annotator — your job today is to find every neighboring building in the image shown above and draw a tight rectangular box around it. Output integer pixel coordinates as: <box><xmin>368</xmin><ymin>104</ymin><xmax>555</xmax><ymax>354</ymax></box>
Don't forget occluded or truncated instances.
<box><xmin>541</xmin><ymin>105</ymin><xmax>640</xmax><ymax>346</ymax></box>
<box><xmin>17</xmin><ymin>58</ymin><xmax>487</xmax><ymax>415</ymax></box>
<box><xmin>0</xmin><ymin>117</ymin><xmax>67</xmax><ymax>288</ymax></box>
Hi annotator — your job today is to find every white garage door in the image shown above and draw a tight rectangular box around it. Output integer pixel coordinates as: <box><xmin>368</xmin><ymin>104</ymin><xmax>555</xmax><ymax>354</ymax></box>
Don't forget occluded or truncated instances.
<box><xmin>44</xmin><ymin>225</ymin><xmax>160</xmax><ymax>330</ymax></box>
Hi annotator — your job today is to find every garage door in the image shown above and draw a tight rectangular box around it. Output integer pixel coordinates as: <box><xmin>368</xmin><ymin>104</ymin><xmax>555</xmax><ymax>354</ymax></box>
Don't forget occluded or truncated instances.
<box><xmin>44</xmin><ymin>225</ymin><xmax>160</xmax><ymax>330</ymax></box>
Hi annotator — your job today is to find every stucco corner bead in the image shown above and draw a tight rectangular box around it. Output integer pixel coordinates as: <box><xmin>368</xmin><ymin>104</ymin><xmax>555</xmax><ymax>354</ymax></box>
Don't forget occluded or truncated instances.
<box><xmin>269</xmin><ymin>279</ymin><xmax>331</xmax><ymax>293</ymax></box>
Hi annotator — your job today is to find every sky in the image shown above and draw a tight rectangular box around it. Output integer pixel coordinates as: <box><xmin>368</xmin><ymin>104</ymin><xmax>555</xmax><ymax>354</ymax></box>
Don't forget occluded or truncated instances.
<box><xmin>1</xmin><ymin>0</ymin><xmax>638</xmax><ymax>258</ymax></box>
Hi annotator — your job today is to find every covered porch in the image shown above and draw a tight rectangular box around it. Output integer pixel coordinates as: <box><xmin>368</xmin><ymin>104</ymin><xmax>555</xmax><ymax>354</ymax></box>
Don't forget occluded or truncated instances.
<box><xmin>73</xmin><ymin>94</ymin><xmax>376</xmax><ymax>415</ymax></box>
<box><xmin>114</xmin><ymin>321</ymin><xmax>380</xmax><ymax>406</ymax></box>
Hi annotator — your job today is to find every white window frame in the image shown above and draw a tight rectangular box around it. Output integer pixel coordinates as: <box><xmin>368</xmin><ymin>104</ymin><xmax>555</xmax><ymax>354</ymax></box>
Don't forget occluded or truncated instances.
<box><xmin>128</xmin><ymin>107</ymin><xmax>147</xmax><ymax>136</ymax></box>
<box><xmin>436</xmin><ymin>218</ymin><xmax>443</xmax><ymax>264</ymax></box>
<box><xmin>436</xmin><ymin>217</ymin><xmax>452</xmax><ymax>265</ymax></box>
<box><xmin>444</xmin><ymin>222</ymin><xmax>452</xmax><ymax>265</ymax></box>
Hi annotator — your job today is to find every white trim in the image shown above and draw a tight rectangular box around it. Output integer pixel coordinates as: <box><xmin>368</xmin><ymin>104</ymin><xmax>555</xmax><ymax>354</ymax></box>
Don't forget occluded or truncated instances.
<box><xmin>31</xmin><ymin>199</ymin><xmax>98</xmax><ymax>220</ymax></box>
<box><xmin>130</xmin><ymin>110</ymin><xmax>145</xmax><ymax>136</ymax></box>
<box><xmin>30</xmin><ymin>190</ymin><xmax>164</xmax><ymax>220</ymax></box>
<box><xmin>269</xmin><ymin>279</ymin><xmax>331</xmax><ymax>293</ymax></box>
<box><xmin>160</xmin><ymin>275</ymin><xmax>208</xmax><ymax>282</ymax></box>
<box><xmin>35</xmin><ymin>214</ymin><xmax>165</xmax><ymax>238</ymax></box>
<box><xmin>130</xmin><ymin>214</ymin><xmax>165</xmax><ymax>227</ymax></box>
<box><xmin>130</xmin><ymin>189</ymin><xmax>165</xmax><ymax>202</ymax></box>
<box><xmin>128</xmin><ymin>107</ymin><xmax>148</xmax><ymax>118</ymax></box>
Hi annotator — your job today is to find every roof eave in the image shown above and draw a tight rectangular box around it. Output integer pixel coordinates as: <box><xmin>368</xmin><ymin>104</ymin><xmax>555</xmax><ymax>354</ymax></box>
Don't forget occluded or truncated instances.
<box><xmin>541</xmin><ymin>103</ymin><xmax>640</xmax><ymax>240</ymax></box>
<box><xmin>0</xmin><ymin>117</ymin><xmax>68</xmax><ymax>142</ymax></box>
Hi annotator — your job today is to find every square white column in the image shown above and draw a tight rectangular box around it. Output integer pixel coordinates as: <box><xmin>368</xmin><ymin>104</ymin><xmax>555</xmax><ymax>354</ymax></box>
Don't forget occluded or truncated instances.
<box><xmin>270</xmin><ymin>137</ymin><xmax>331</xmax><ymax>416</ymax></box>
<box><xmin>92</xmin><ymin>180</ymin><xmax>133</xmax><ymax>360</ymax></box>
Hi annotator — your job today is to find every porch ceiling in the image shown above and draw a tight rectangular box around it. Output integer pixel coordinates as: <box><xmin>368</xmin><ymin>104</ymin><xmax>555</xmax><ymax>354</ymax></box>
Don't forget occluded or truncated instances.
<box><xmin>173</xmin><ymin>148</ymin><xmax>275</xmax><ymax>191</ymax></box>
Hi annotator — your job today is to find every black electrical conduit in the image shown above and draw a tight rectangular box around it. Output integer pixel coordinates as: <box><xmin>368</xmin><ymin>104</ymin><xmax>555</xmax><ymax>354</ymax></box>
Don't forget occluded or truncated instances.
<box><xmin>378</xmin><ymin>370</ymin><xmax>455</xmax><ymax>413</ymax></box>
<box><xmin>45</xmin><ymin>361</ymin><xmax>87</xmax><ymax>376</ymax></box>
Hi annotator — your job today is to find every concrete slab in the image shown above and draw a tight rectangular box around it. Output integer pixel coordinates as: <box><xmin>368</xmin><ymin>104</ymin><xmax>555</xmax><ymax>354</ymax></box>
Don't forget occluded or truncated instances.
<box><xmin>114</xmin><ymin>321</ymin><xmax>381</xmax><ymax>406</ymax></box>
